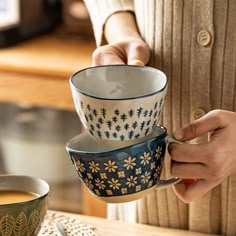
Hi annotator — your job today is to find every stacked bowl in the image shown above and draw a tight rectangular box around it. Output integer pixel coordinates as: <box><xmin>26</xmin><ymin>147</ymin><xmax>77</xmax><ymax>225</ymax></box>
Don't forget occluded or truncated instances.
<box><xmin>66</xmin><ymin>65</ymin><xmax>180</xmax><ymax>203</ymax></box>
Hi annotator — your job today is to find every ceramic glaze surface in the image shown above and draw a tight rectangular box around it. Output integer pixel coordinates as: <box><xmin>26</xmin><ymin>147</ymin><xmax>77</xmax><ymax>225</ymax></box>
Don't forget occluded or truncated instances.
<box><xmin>71</xmin><ymin>65</ymin><xmax>167</xmax><ymax>99</ymax></box>
<box><xmin>70</xmin><ymin>65</ymin><xmax>168</xmax><ymax>145</ymax></box>
<box><xmin>0</xmin><ymin>175</ymin><xmax>50</xmax><ymax>236</ymax></box>
<box><xmin>66</xmin><ymin>126</ymin><xmax>168</xmax><ymax>202</ymax></box>
<box><xmin>70</xmin><ymin>140</ymin><xmax>166</xmax><ymax>198</ymax></box>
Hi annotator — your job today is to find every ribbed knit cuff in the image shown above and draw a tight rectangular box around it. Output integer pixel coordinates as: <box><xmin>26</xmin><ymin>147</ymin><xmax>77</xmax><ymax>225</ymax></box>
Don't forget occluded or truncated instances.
<box><xmin>84</xmin><ymin>0</ymin><xmax>134</xmax><ymax>46</ymax></box>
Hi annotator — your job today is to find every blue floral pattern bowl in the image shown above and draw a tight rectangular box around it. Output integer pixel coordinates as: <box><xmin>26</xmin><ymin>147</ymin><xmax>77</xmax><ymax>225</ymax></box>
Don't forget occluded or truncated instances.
<box><xmin>66</xmin><ymin>126</ymin><xmax>180</xmax><ymax>203</ymax></box>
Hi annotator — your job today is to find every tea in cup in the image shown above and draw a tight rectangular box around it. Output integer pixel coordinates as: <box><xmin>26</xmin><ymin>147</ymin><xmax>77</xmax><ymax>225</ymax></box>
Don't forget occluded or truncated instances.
<box><xmin>70</xmin><ymin>65</ymin><xmax>168</xmax><ymax>147</ymax></box>
<box><xmin>0</xmin><ymin>175</ymin><xmax>50</xmax><ymax>236</ymax></box>
<box><xmin>66</xmin><ymin>126</ymin><xmax>181</xmax><ymax>203</ymax></box>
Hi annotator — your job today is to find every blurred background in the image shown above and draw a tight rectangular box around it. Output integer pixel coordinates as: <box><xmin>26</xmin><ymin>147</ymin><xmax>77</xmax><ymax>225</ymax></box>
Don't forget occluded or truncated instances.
<box><xmin>0</xmin><ymin>0</ymin><xmax>107</xmax><ymax>217</ymax></box>
<box><xmin>0</xmin><ymin>0</ymin><xmax>94</xmax><ymax>47</ymax></box>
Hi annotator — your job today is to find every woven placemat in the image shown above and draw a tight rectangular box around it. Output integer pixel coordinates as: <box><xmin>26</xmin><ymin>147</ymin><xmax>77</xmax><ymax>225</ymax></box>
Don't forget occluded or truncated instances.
<box><xmin>39</xmin><ymin>211</ymin><xmax>99</xmax><ymax>236</ymax></box>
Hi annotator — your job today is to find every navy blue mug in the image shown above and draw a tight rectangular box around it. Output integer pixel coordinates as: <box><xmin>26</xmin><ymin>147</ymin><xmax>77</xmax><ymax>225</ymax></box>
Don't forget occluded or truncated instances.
<box><xmin>66</xmin><ymin>126</ymin><xmax>181</xmax><ymax>203</ymax></box>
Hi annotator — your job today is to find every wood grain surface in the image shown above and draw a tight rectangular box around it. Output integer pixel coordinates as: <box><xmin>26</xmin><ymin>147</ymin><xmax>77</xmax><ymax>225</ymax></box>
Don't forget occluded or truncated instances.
<box><xmin>0</xmin><ymin>31</ymin><xmax>95</xmax><ymax>110</ymax></box>
<box><xmin>48</xmin><ymin>210</ymin><xmax>220</xmax><ymax>236</ymax></box>
<box><xmin>0</xmin><ymin>32</ymin><xmax>95</xmax><ymax>77</ymax></box>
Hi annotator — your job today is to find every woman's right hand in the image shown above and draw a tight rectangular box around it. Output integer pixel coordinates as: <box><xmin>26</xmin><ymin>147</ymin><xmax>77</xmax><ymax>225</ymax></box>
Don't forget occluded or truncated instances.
<box><xmin>91</xmin><ymin>12</ymin><xmax>150</xmax><ymax>66</ymax></box>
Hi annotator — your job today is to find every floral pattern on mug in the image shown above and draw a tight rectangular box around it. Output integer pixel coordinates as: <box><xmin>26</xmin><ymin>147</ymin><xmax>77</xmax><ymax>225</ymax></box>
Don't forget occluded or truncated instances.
<box><xmin>70</xmin><ymin>142</ymin><xmax>166</xmax><ymax>197</ymax></box>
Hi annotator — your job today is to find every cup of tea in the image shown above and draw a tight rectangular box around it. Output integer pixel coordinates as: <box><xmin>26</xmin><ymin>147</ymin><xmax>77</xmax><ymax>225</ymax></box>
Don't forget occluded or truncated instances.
<box><xmin>66</xmin><ymin>126</ymin><xmax>181</xmax><ymax>203</ymax></box>
<box><xmin>0</xmin><ymin>175</ymin><xmax>50</xmax><ymax>236</ymax></box>
<box><xmin>70</xmin><ymin>65</ymin><xmax>168</xmax><ymax>147</ymax></box>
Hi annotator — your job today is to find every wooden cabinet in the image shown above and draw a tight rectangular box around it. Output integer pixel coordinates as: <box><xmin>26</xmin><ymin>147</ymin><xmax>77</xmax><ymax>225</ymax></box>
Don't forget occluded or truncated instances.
<box><xmin>0</xmin><ymin>30</ymin><xmax>107</xmax><ymax>218</ymax></box>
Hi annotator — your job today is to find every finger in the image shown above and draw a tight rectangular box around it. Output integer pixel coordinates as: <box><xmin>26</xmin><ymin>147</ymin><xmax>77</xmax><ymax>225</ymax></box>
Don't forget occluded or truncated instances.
<box><xmin>173</xmin><ymin>179</ymin><xmax>219</xmax><ymax>203</ymax></box>
<box><xmin>92</xmin><ymin>52</ymin><xmax>125</xmax><ymax>66</ymax></box>
<box><xmin>168</xmin><ymin>142</ymin><xmax>212</xmax><ymax>163</ymax></box>
<box><xmin>182</xmin><ymin>179</ymin><xmax>196</xmax><ymax>185</ymax></box>
<box><xmin>92</xmin><ymin>46</ymin><xmax>126</xmax><ymax>66</ymax></box>
<box><xmin>173</xmin><ymin>110</ymin><xmax>227</xmax><ymax>141</ymax></box>
<box><xmin>126</xmin><ymin>43</ymin><xmax>150</xmax><ymax>65</ymax></box>
<box><xmin>128</xmin><ymin>59</ymin><xmax>145</xmax><ymax>66</ymax></box>
<box><xmin>171</xmin><ymin>161</ymin><xmax>208</xmax><ymax>179</ymax></box>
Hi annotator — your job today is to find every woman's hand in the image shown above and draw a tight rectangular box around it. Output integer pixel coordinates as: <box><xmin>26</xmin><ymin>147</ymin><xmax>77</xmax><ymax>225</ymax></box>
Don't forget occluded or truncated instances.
<box><xmin>92</xmin><ymin>38</ymin><xmax>149</xmax><ymax>66</ymax></box>
<box><xmin>91</xmin><ymin>11</ymin><xmax>150</xmax><ymax>66</ymax></box>
<box><xmin>169</xmin><ymin>109</ymin><xmax>236</xmax><ymax>203</ymax></box>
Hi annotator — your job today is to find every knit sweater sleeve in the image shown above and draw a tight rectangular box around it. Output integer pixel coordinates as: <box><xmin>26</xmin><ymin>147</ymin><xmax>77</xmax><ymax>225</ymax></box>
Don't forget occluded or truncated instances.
<box><xmin>83</xmin><ymin>0</ymin><xmax>134</xmax><ymax>46</ymax></box>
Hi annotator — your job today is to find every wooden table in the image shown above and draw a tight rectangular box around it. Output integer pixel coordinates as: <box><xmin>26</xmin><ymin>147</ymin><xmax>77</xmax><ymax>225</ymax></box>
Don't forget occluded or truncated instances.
<box><xmin>42</xmin><ymin>210</ymin><xmax>220</xmax><ymax>236</ymax></box>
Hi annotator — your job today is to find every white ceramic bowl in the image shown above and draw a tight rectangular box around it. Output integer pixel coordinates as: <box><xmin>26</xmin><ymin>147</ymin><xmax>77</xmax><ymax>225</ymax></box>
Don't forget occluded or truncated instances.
<box><xmin>70</xmin><ymin>65</ymin><xmax>168</xmax><ymax>147</ymax></box>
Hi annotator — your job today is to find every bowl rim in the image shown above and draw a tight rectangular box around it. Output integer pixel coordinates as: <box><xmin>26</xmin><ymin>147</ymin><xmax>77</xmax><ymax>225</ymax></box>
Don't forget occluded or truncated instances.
<box><xmin>69</xmin><ymin>64</ymin><xmax>168</xmax><ymax>100</ymax></box>
<box><xmin>66</xmin><ymin>125</ymin><xmax>167</xmax><ymax>155</ymax></box>
<box><xmin>0</xmin><ymin>174</ymin><xmax>50</xmax><ymax>207</ymax></box>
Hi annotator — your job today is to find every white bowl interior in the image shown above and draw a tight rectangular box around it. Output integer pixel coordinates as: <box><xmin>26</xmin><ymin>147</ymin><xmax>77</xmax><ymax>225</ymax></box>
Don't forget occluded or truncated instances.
<box><xmin>0</xmin><ymin>175</ymin><xmax>50</xmax><ymax>197</ymax></box>
<box><xmin>71</xmin><ymin>65</ymin><xmax>167</xmax><ymax>99</ymax></box>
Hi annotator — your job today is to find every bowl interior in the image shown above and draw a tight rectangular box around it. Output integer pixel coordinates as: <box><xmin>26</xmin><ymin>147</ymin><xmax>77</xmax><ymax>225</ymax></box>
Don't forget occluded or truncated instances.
<box><xmin>0</xmin><ymin>175</ymin><xmax>50</xmax><ymax>200</ymax></box>
<box><xmin>0</xmin><ymin>175</ymin><xmax>49</xmax><ymax>236</ymax></box>
<box><xmin>70</xmin><ymin>65</ymin><xmax>167</xmax><ymax>99</ymax></box>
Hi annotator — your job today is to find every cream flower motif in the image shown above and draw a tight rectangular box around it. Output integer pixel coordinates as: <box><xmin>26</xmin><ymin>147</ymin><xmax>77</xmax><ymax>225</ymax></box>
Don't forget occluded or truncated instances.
<box><xmin>141</xmin><ymin>171</ymin><xmax>151</xmax><ymax>184</ymax></box>
<box><xmin>100</xmin><ymin>173</ymin><xmax>107</xmax><ymax>179</ymax></box>
<box><xmin>140</xmin><ymin>152</ymin><xmax>151</xmax><ymax>165</ymax></box>
<box><xmin>136</xmin><ymin>185</ymin><xmax>141</xmax><ymax>192</ymax></box>
<box><xmin>126</xmin><ymin>175</ymin><xmax>138</xmax><ymax>188</ymax></box>
<box><xmin>153</xmin><ymin>171</ymin><xmax>158</xmax><ymax>180</ymax></box>
<box><xmin>104</xmin><ymin>160</ymin><xmax>118</xmax><ymax>172</ymax></box>
<box><xmin>106</xmin><ymin>190</ymin><xmax>113</xmax><ymax>195</ymax></box>
<box><xmin>123</xmin><ymin>157</ymin><xmax>136</xmax><ymax>170</ymax></box>
<box><xmin>121</xmin><ymin>188</ymin><xmax>127</xmax><ymax>194</ymax></box>
<box><xmin>84</xmin><ymin>178</ymin><xmax>94</xmax><ymax>189</ymax></box>
<box><xmin>87</xmin><ymin>173</ymin><xmax>93</xmax><ymax>179</ymax></box>
<box><xmin>89</xmin><ymin>161</ymin><xmax>100</xmax><ymax>173</ymax></box>
<box><xmin>75</xmin><ymin>160</ymin><xmax>85</xmax><ymax>172</ymax></box>
<box><xmin>95</xmin><ymin>189</ymin><xmax>101</xmax><ymax>195</ymax></box>
<box><xmin>153</xmin><ymin>166</ymin><xmax>162</xmax><ymax>180</ymax></box>
<box><xmin>95</xmin><ymin>178</ymin><xmax>106</xmax><ymax>190</ymax></box>
<box><xmin>77</xmin><ymin>171</ymin><xmax>82</xmax><ymax>178</ymax></box>
<box><xmin>135</xmin><ymin>168</ymin><xmax>142</xmax><ymax>175</ymax></box>
<box><xmin>155</xmin><ymin>146</ymin><xmax>162</xmax><ymax>159</ymax></box>
<box><xmin>151</xmin><ymin>162</ymin><xmax>156</xmax><ymax>170</ymax></box>
<box><xmin>148</xmin><ymin>180</ymin><xmax>153</xmax><ymax>188</ymax></box>
<box><xmin>108</xmin><ymin>178</ymin><xmax>121</xmax><ymax>190</ymax></box>
<box><xmin>118</xmin><ymin>171</ymin><xmax>125</xmax><ymax>178</ymax></box>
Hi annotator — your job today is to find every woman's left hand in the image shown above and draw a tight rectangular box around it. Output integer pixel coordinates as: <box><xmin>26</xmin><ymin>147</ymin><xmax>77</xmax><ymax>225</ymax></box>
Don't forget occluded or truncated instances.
<box><xmin>168</xmin><ymin>109</ymin><xmax>236</xmax><ymax>203</ymax></box>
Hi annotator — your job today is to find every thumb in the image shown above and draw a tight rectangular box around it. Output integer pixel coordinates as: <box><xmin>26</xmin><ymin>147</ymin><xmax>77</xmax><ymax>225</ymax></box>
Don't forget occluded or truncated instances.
<box><xmin>126</xmin><ymin>41</ymin><xmax>150</xmax><ymax>66</ymax></box>
<box><xmin>173</xmin><ymin>110</ymin><xmax>226</xmax><ymax>141</ymax></box>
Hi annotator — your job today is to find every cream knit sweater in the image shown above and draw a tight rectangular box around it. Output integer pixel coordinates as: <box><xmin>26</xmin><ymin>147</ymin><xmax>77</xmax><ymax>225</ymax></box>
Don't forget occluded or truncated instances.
<box><xmin>84</xmin><ymin>0</ymin><xmax>236</xmax><ymax>235</ymax></box>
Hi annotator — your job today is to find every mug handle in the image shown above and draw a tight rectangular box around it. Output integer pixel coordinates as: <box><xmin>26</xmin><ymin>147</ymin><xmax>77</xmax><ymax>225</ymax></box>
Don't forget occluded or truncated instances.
<box><xmin>156</xmin><ymin>135</ymin><xmax>182</xmax><ymax>189</ymax></box>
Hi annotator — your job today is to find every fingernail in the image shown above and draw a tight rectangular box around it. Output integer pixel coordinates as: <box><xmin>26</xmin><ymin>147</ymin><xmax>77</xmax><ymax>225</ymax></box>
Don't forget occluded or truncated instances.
<box><xmin>173</xmin><ymin>129</ymin><xmax>183</xmax><ymax>140</ymax></box>
<box><xmin>128</xmin><ymin>59</ymin><xmax>145</xmax><ymax>66</ymax></box>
